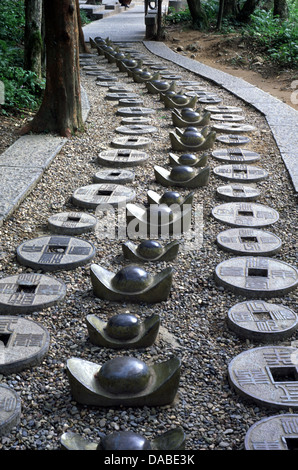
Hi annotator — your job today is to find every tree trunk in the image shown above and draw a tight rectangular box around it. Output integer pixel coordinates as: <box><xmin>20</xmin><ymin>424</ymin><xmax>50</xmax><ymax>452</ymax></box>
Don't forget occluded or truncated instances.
<box><xmin>76</xmin><ymin>0</ymin><xmax>91</xmax><ymax>52</ymax></box>
<box><xmin>156</xmin><ymin>0</ymin><xmax>163</xmax><ymax>40</ymax></box>
<box><xmin>186</xmin><ymin>0</ymin><xmax>209</xmax><ymax>29</ymax></box>
<box><xmin>24</xmin><ymin>0</ymin><xmax>43</xmax><ymax>78</ymax></box>
<box><xmin>273</xmin><ymin>0</ymin><xmax>289</xmax><ymax>19</ymax></box>
<box><xmin>223</xmin><ymin>0</ymin><xmax>239</xmax><ymax>17</ymax></box>
<box><xmin>237</xmin><ymin>0</ymin><xmax>259</xmax><ymax>22</ymax></box>
<box><xmin>19</xmin><ymin>0</ymin><xmax>83</xmax><ymax>138</ymax></box>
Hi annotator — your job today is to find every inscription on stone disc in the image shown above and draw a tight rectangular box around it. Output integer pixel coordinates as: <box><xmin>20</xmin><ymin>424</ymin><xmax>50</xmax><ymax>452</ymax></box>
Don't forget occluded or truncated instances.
<box><xmin>111</xmin><ymin>136</ymin><xmax>152</xmax><ymax>149</ymax></box>
<box><xmin>0</xmin><ymin>316</ymin><xmax>50</xmax><ymax>374</ymax></box>
<box><xmin>245</xmin><ymin>414</ymin><xmax>298</xmax><ymax>450</ymax></box>
<box><xmin>228</xmin><ymin>346</ymin><xmax>298</xmax><ymax>409</ymax></box>
<box><xmin>213</xmin><ymin>164</ymin><xmax>268</xmax><ymax>182</ymax></box>
<box><xmin>213</xmin><ymin>123</ymin><xmax>256</xmax><ymax>133</ymax></box>
<box><xmin>217</xmin><ymin>228</ymin><xmax>282</xmax><ymax>255</ymax></box>
<box><xmin>16</xmin><ymin>236</ymin><xmax>96</xmax><ymax>271</ymax></box>
<box><xmin>227</xmin><ymin>301</ymin><xmax>298</xmax><ymax>342</ymax></box>
<box><xmin>198</xmin><ymin>96</ymin><xmax>222</xmax><ymax>104</ymax></box>
<box><xmin>118</xmin><ymin>98</ymin><xmax>144</xmax><ymax>107</ymax></box>
<box><xmin>97</xmin><ymin>149</ymin><xmax>149</xmax><ymax>167</ymax></box>
<box><xmin>215</xmin><ymin>256</ymin><xmax>298</xmax><ymax>297</ymax></box>
<box><xmin>48</xmin><ymin>212</ymin><xmax>97</xmax><ymax>235</ymax></box>
<box><xmin>216</xmin><ymin>134</ymin><xmax>251</xmax><ymax>145</ymax></box>
<box><xmin>216</xmin><ymin>184</ymin><xmax>261</xmax><ymax>202</ymax></box>
<box><xmin>0</xmin><ymin>273</ymin><xmax>66</xmax><ymax>314</ymax></box>
<box><xmin>205</xmin><ymin>105</ymin><xmax>243</xmax><ymax>113</ymax></box>
<box><xmin>105</xmin><ymin>92</ymin><xmax>139</xmax><ymax>101</ymax></box>
<box><xmin>212</xmin><ymin>202</ymin><xmax>279</xmax><ymax>227</ymax></box>
<box><xmin>121</xmin><ymin>117</ymin><xmax>152</xmax><ymax>125</ymax></box>
<box><xmin>115</xmin><ymin>125</ymin><xmax>157</xmax><ymax>135</ymax></box>
<box><xmin>0</xmin><ymin>385</ymin><xmax>21</xmax><ymax>436</ymax></box>
<box><xmin>93</xmin><ymin>169</ymin><xmax>135</xmax><ymax>184</ymax></box>
<box><xmin>212</xmin><ymin>148</ymin><xmax>260</xmax><ymax>164</ymax></box>
<box><xmin>73</xmin><ymin>183</ymin><xmax>136</xmax><ymax>208</ymax></box>
<box><xmin>117</xmin><ymin>107</ymin><xmax>156</xmax><ymax>117</ymax></box>
<box><xmin>211</xmin><ymin>114</ymin><xmax>245</xmax><ymax>122</ymax></box>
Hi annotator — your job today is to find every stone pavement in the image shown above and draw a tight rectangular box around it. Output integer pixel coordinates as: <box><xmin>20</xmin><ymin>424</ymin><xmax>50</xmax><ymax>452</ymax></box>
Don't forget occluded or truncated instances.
<box><xmin>0</xmin><ymin>3</ymin><xmax>297</xmax><ymax>227</ymax></box>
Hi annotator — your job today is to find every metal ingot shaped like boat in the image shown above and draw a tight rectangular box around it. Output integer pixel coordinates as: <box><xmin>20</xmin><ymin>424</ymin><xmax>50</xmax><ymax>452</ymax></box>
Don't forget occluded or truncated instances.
<box><xmin>163</xmin><ymin>93</ymin><xmax>197</xmax><ymax>109</ymax></box>
<box><xmin>122</xmin><ymin>240</ymin><xmax>180</xmax><ymax>262</ymax></box>
<box><xmin>61</xmin><ymin>427</ymin><xmax>186</xmax><ymax>450</ymax></box>
<box><xmin>133</xmin><ymin>69</ymin><xmax>160</xmax><ymax>84</ymax></box>
<box><xmin>169</xmin><ymin>152</ymin><xmax>208</xmax><ymax>168</ymax></box>
<box><xmin>154</xmin><ymin>165</ymin><xmax>210</xmax><ymax>188</ymax></box>
<box><xmin>147</xmin><ymin>189</ymin><xmax>194</xmax><ymax>207</ymax></box>
<box><xmin>90</xmin><ymin>264</ymin><xmax>173</xmax><ymax>303</ymax></box>
<box><xmin>171</xmin><ymin>108</ymin><xmax>211</xmax><ymax>127</ymax></box>
<box><xmin>169</xmin><ymin>126</ymin><xmax>216</xmax><ymax>151</ymax></box>
<box><xmin>86</xmin><ymin>312</ymin><xmax>160</xmax><ymax>348</ymax></box>
<box><xmin>145</xmin><ymin>79</ymin><xmax>173</xmax><ymax>95</ymax></box>
<box><xmin>66</xmin><ymin>355</ymin><xmax>181</xmax><ymax>406</ymax></box>
<box><xmin>126</xmin><ymin>203</ymin><xmax>192</xmax><ymax>237</ymax></box>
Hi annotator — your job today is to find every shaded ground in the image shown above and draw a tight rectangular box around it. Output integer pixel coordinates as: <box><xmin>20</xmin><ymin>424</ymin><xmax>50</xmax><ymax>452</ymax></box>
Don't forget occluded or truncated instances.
<box><xmin>163</xmin><ymin>25</ymin><xmax>298</xmax><ymax>110</ymax></box>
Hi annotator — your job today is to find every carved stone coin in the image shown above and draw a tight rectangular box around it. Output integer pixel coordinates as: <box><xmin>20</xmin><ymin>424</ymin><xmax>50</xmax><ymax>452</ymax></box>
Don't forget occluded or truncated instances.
<box><xmin>48</xmin><ymin>212</ymin><xmax>97</xmax><ymax>235</ymax></box>
<box><xmin>93</xmin><ymin>169</ymin><xmax>135</xmax><ymax>184</ymax></box>
<box><xmin>215</xmin><ymin>256</ymin><xmax>298</xmax><ymax>297</ymax></box>
<box><xmin>211</xmin><ymin>113</ymin><xmax>245</xmax><ymax>122</ymax></box>
<box><xmin>0</xmin><ymin>316</ymin><xmax>50</xmax><ymax>374</ymax></box>
<box><xmin>115</xmin><ymin>125</ymin><xmax>157</xmax><ymax>135</ymax></box>
<box><xmin>205</xmin><ymin>105</ymin><xmax>243</xmax><ymax>113</ymax></box>
<box><xmin>212</xmin><ymin>202</ymin><xmax>279</xmax><ymax>227</ymax></box>
<box><xmin>118</xmin><ymin>98</ymin><xmax>144</xmax><ymax>107</ymax></box>
<box><xmin>228</xmin><ymin>346</ymin><xmax>298</xmax><ymax>410</ymax></box>
<box><xmin>213</xmin><ymin>164</ymin><xmax>268</xmax><ymax>182</ymax></box>
<box><xmin>73</xmin><ymin>184</ymin><xmax>136</xmax><ymax>208</ymax></box>
<box><xmin>98</xmin><ymin>149</ymin><xmax>149</xmax><ymax>167</ymax></box>
<box><xmin>227</xmin><ymin>300</ymin><xmax>298</xmax><ymax>342</ymax></box>
<box><xmin>105</xmin><ymin>93</ymin><xmax>139</xmax><ymax>101</ymax></box>
<box><xmin>17</xmin><ymin>235</ymin><xmax>96</xmax><ymax>271</ymax></box>
<box><xmin>217</xmin><ymin>228</ymin><xmax>282</xmax><ymax>255</ymax></box>
<box><xmin>212</xmin><ymin>148</ymin><xmax>260</xmax><ymax>164</ymax></box>
<box><xmin>111</xmin><ymin>136</ymin><xmax>152</xmax><ymax>149</ymax></box>
<box><xmin>117</xmin><ymin>107</ymin><xmax>156</xmax><ymax>117</ymax></box>
<box><xmin>245</xmin><ymin>414</ymin><xmax>298</xmax><ymax>450</ymax></box>
<box><xmin>216</xmin><ymin>134</ymin><xmax>251</xmax><ymax>145</ymax></box>
<box><xmin>0</xmin><ymin>385</ymin><xmax>21</xmax><ymax>436</ymax></box>
<box><xmin>213</xmin><ymin>123</ymin><xmax>256</xmax><ymax>133</ymax></box>
<box><xmin>216</xmin><ymin>184</ymin><xmax>261</xmax><ymax>202</ymax></box>
<box><xmin>0</xmin><ymin>273</ymin><xmax>66</xmax><ymax>314</ymax></box>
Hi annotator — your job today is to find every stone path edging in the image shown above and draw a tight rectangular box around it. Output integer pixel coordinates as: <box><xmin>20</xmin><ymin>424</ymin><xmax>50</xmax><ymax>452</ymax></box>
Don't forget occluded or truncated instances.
<box><xmin>143</xmin><ymin>41</ymin><xmax>298</xmax><ymax>195</ymax></box>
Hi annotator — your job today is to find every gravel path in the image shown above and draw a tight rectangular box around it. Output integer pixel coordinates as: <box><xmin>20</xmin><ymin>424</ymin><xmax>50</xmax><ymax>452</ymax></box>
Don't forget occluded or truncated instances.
<box><xmin>0</xmin><ymin>42</ymin><xmax>297</xmax><ymax>451</ymax></box>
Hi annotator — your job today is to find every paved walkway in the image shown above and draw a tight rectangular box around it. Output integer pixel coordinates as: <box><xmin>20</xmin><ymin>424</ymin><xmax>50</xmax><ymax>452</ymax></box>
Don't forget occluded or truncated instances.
<box><xmin>0</xmin><ymin>4</ymin><xmax>297</xmax><ymax>226</ymax></box>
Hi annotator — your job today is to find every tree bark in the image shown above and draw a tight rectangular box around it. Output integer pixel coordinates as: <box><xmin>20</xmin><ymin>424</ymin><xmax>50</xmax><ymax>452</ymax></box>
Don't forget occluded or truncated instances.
<box><xmin>223</xmin><ymin>0</ymin><xmax>239</xmax><ymax>17</ymax></box>
<box><xmin>237</xmin><ymin>0</ymin><xmax>259</xmax><ymax>22</ymax></box>
<box><xmin>273</xmin><ymin>0</ymin><xmax>289</xmax><ymax>19</ymax></box>
<box><xmin>186</xmin><ymin>0</ymin><xmax>209</xmax><ymax>29</ymax></box>
<box><xmin>24</xmin><ymin>0</ymin><xmax>43</xmax><ymax>78</ymax></box>
<box><xmin>19</xmin><ymin>0</ymin><xmax>83</xmax><ymax>138</ymax></box>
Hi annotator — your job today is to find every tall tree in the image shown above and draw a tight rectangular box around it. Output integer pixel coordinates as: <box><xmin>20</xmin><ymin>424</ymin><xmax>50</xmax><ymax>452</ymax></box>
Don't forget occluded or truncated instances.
<box><xmin>273</xmin><ymin>0</ymin><xmax>289</xmax><ymax>19</ymax></box>
<box><xmin>186</xmin><ymin>0</ymin><xmax>209</xmax><ymax>29</ymax></box>
<box><xmin>19</xmin><ymin>0</ymin><xmax>83</xmax><ymax>138</ymax></box>
<box><xmin>24</xmin><ymin>0</ymin><xmax>43</xmax><ymax>78</ymax></box>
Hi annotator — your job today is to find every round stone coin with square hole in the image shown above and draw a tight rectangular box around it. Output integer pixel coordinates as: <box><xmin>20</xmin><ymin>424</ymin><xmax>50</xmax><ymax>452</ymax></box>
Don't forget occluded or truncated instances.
<box><xmin>0</xmin><ymin>273</ymin><xmax>66</xmax><ymax>314</ymax></box>
<box><xmin>121</xmin><ymin>116</ymin><xmax>152</xmax><ymax>125</ymax></box>
<box><xmin>98</xmin><ymin>149</ymin><xmax>149</xmax><ymax>167</ymax></box>
<box><xmin>217</xmin><ymin>228</ymin><xmax>282</xmax><ymax>256</ymax></box>
<box><xmin>93</xmin><ymin>169</ymin><xmax>135</xmax><ymax>184</ymax></box>
<box><xmin>227</xmin><ymin>301</ymin><xmax>298</xmax><ymax>342</ymax></box>
<box><xmin>228</xmin><ymin>346</ymin><xmax>298</xmax><ymax>409</ymax></box>
<box><xmin>211</xmin><ymin>114</ymin><xmax>245</xmax><ymax>122</ymax></box>
<box><xmin>216</xmin><ymin>184</ymin><xmax>261</xmax><ymax>202</ymax></box>
<box><xmin>0</xmin><ymin>385</ymin><xmax>21</xmax><ymax>436</ymax></box>
<box><xmin>118</xmin><ymin>98</ymin><xmax>144</xmax><ymax>107</ymax></box>
<box><xmin>0</xmin><ymin>316</ymin><xmax>50</xmax><ymax>374</ymax></box>
<box><xmin>48</xmin><ymin>212</ymin><xmax>97</xmax><ymax>235</ymax></box>
<box><xmin>161</xmin><ymin>74</ymin><xmax>183</xmax><ymax>80</ymax></box>
<box><xmin>212</xmin><ymin>202</ymin><xmax>279</xmax><ymax>227</ymax></box>
<box><xmin>111</xmin><ymin>136</ymin><xmax>152</xmax><ymax>149</ymax></box>
<box><xmin>95</xmin><ymin>74</ymin><xmax>118</xmax><ymax>81</ymax></box>
<box><xmin>216</xmin><ymin>134</ymin><xmax>251</xmax><ymax>145</ymax></box>
<box><xmin>73</xmin><ymin>183</ymin><xmax>136</xmax><ymax>209</ymax></box>
<box><xmin>96</xmin><ymin>81</ymin><xmax>119</xmax><ymax>87</ymax></box>
<box><xmin>115</xmin><ymin>125</ymin><xmax>157</xmax><ymax>135</ymax></box>
<box><xmin>105</xmin><ymin>92</ymin><xmax>139</xmax><ymax>101</ymax></box>
<box><xmin>213</xmin><ymin>164</ymin><xmax>268</xmax><ymax>182</ymax></box>
<box><xmin>215</xmin><ymin>257</ymin><xmax>298</xmax><ymax>297</ymax></box>
<box><xmin>16</xmin><ymin>236</ymin><xmax>96</xmax><ymax>271</ymax></box>
<box><xmin>244</xmin><ymin>414</ymin><xmax>298</xmax><ymax>450</ymax></box>
<box><xmin>198</xmin><ymin>96</ymin><xmax>222</xmax><ymax>104</ymax></box>
<box><xmin>212</xmin><ymin>148</ymin><xmax>260</xmax><ymax>163</ymax></box>
<box><xmin>108</xmin><ymin>86</ymin><xmax>133</xmax><ymax>93</ymax></box>
<box><xmin>205</xmin><ymin>105</ymin><xmax>243</xmax><ymax>113</ymax></box>
<box><xmin>213</xmin><ymin>123</ymin><xmax>256</xmax><ymax>133</ymax></box>
<box><xmin>178</xmin><ymin>80</ymin><xmax>205</xmax><ymax>86</ymax></box>
<box><xmin>117</xmin><ymin>107</ymin><xmax>156</xmax><ymax>117</ymax></box>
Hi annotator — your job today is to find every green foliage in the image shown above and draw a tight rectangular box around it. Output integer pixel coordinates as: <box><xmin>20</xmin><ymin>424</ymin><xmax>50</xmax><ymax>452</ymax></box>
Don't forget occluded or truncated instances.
<box><xmin>80</xmin><ymin>10</ymin><xmax>91</xmax><ymax>26</ymax></box>
<box><xmin>0</xmin><ymin>0</ymin><xmax>45</xmax><ymax>114</ymax></box>
<box><xmin>165</xmin><ymin>6</ymin><xmax>192</xmax><ymax>24</ymax></box>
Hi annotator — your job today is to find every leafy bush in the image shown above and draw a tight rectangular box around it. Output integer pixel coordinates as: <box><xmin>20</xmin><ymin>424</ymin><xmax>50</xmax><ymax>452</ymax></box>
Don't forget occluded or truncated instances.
<box><xmin>165</xmin><ymin>6</ymin><xmax>192</xmax><ymax>24</ymax></box>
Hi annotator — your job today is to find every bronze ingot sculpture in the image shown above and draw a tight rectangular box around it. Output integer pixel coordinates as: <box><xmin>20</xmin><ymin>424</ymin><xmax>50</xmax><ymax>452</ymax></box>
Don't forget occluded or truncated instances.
<box><xmin>90</xmin><ymin>264</ymin><xmax>173</xmax><ymax>303</ymax></box>
<box><xmin>61</xmin><ymin>427</ymin><xmax>186</xmax><ymax>450</ymax></box>
<box><xmin>126</xmin><ymin>202</ymin><xmax>192</xmax><ymax>237</ymax></box>
<box><xmin>169</xmin><ymin>152</ymin><xmax>208</xmax><ymax>168</ymax></box>
<box><xmin>154</xmin><ymin>165</ymin><xmax>210</xmax><ymax>188</ymax></box>
<box><xmin>122</xmin><ymin>240</ymin><xmax>180</xmax><ymax>262</ymax></box>
<box><xmin>171</xmin><ymin>107</ymin><xmax>211</xmax><ymax>127</ymax></box>
<box><xmin>163</xmin><ymin>93</ymin><xmax>197</xmax><ymax>109</ymax></box>
<box><xmin>66</xmin><ymin>355</ymin><xmax>181</xmax><ymax>407</ymax></box>
<box><xmin>86</xmin><ymin>312</ymin><xmax>160</xmax><ymax>348</ymax></box>
<box><xmin>169</xmin><ymin>125</ymin><xmax>216</xmax><ymax>151</ymax></box>
<box><xmin>146</xmin><ymin>79</ymin><xmax>174</xmax><ymax>95</ymax></box>
<box><xmin>147</xmin><ymin>189</ymin><xmax>194</xmax><ymax>207</ymax></box>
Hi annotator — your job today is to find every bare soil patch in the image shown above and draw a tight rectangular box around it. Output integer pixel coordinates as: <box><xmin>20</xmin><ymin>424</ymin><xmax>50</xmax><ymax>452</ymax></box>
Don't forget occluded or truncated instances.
<box><xmin>164</xmin><ymin>25</ymin><xmax>298</xmax><ymax>110</ymax></box>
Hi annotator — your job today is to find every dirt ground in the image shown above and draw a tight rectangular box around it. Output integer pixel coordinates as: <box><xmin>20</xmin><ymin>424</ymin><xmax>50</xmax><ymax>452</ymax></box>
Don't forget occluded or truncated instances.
<box><xmin>163</xmin><ymin>25</ymin><xmax>298</xmax><ymax>110</ymax></box>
